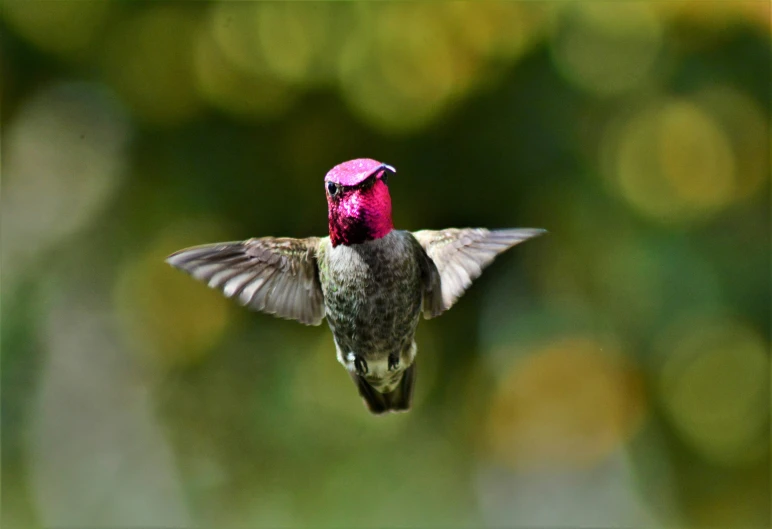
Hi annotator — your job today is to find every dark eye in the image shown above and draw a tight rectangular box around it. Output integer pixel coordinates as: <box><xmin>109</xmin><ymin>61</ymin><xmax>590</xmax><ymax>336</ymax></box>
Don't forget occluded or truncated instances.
<box><xmin>327</xmin><ymin>182</ymin><xmax>338</xmax><ymax>195</ymax></box>
<box><xmin>381</xmin><ymin>172</ymin><xmax>389</xmax><ymax>185</ymax></box>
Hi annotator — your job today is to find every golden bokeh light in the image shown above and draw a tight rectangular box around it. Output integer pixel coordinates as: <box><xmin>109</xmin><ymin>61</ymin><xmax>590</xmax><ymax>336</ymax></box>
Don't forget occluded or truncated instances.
<box><xmin>101</xmin><ymin>5</ymin><xmax>204</xmax><ymax>125</ymax></box>
<box><xmin>206</xmin><ymin>1</ymin><xmax>546</xmax><ymax>134</ymax></box>
<box><xmin>209</xmin><ymin>2</ymin><xmax>337</xmax><ymax>88</ymax></box>
<box><xmin>605</xmin><ymin>99</ymin><xmax>737</xmax><ymax>223</ymax></box>
<box><xmin>208</xmin><ymin>2</ymin><xmax>264</xmax><ymax>78</ymax></box>
<box><xmin>194</xmin><ymin>25</ymin><xmax>297</xmax><ymax>119</ymax></box>
<box><xmin>658</xmin><ymin>102</ymin><xmax>735</xmax><ymax>209</ymax></box>
<box><xmin>114</xmin><ymin>222</ymin><xmax>233</xmax><ymax>369</ymax></box>
<box><xmin>334</xmin><ymin>1</ymin><xmax>545</xmax><ymax>134</ymax></box>
<box><xmin>484</xmin><ymin>337</ymin><xmax>646</xmax><ymax>470</ymax></box>
<box><xmin>694</xmin><ymin>85</ymin><xmax>769</xmax><ymax>203</ymax></box>
<box><xmin>443</xmin><ymin>2</ymin><xmax>543</xmax><ymax>61</ymax></box>
<box><xmin>337</xmin><ymin>4</ymin><xmax>459</xmax><ymax>134</ymax></box>
<box><xmin>253</xmin><ymin>2</ymin><xmax>336</xmax><ymax>85</ymax></box>
<box><xmin>440</xmin><ymin>1</ymin><xmax>544</xmax><ymax>96</ymax></box>
<box><xmin>204</xmin><ymin>2</ymin><xmax>341</xmax><ymax>120</ymax></box>
<box><xmin>550</xmin><ymin>2</ymin><xmax>663</xmax><ymax>96</ymax></box>
<box><xmin>2</xmin><ymin>0</ymin><xmax>112</xmax><ymax>61</ymax></box>
<box><xmin>657</xmin><ymin>315</ymin><xmax>769</xmax><ymax>466</ymax></box>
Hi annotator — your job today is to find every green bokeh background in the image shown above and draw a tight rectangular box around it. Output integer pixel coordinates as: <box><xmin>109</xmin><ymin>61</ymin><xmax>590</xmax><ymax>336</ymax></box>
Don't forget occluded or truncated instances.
<box><xmin>1</xmin><ymin>1</ymin><xmax>769</xmax><ymax>528</ymax></box>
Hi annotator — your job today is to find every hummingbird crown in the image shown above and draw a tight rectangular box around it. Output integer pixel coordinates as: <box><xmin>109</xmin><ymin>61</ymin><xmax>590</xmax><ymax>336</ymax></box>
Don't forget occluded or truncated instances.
<box><xmin>325</xmin><ymin>159</ymin><xmax>395</xmax><ymax>247</ymax></box>
<box><xmin>325</xmin><ymin>158</ymin><xmax>395</xmax><ymax>186</ymax></box>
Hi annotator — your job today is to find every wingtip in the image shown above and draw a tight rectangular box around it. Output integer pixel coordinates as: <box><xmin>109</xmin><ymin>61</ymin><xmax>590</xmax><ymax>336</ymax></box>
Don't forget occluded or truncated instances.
<box><xmin>164</xmin><ymin>244</ymin><xmax>220</xmax><ymax>268</ymax></box>
<box><xmin>495</xmin><ymin>227</ymin><xmax>548</xmax><ymax>241</ymax></box>
<box><xmin>517</xmin><ymin>227</ymin><xmax>548</xmax><ymax>239</ymax></box>
<box><xmin>164</xmin><ymin>251</ymin><xmax>186</xmax><ymax>268</ymax></box>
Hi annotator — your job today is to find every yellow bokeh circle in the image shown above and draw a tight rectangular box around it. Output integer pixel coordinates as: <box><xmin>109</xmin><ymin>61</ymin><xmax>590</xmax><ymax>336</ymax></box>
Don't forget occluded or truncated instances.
<box><xmin>484</xmin><ymin>337</ymin><xmax>646</xmax><ymax>469</ymax></box>
<box><xmin>657</xmin><ymin>315</ymin><xmax>768</xmax><ymax>466</ymax></box>
<box><xmin>605</xmin><ymin>99</ymin><xmax>737</xmax><ymax>223</ymax></box>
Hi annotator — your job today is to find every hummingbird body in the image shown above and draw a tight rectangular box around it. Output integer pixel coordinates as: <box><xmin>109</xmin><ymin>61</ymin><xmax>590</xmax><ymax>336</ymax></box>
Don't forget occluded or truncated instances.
<box><xmin>167</xmin><ymin>159</ymin><xmax>545</xmax><ymax>414</ymax></box>
<box><xmin>318</xmin><ymin>230</ymin><xmax>425</xmax><ymax>409</ymax></box>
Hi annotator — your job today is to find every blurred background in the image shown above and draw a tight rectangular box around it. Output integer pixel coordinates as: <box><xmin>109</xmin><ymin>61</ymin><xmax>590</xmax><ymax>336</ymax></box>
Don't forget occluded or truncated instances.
<box><xmin>1</xmin><ymin>1</ymin><xmax>769</xmax><ymax>528</ymax></box>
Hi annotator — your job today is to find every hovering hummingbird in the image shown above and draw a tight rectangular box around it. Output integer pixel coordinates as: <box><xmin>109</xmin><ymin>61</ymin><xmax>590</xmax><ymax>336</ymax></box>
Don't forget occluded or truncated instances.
<box><xmin>167</xmin><ymin>159</ymin><xmax>545</xmax><ymax>414</ymax></box>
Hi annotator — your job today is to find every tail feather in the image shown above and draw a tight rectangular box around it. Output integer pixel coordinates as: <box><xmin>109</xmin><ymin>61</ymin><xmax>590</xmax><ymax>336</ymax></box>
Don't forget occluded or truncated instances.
<box><xmin>350</xmin><ymin>363</ymin><xmax>416</xmax><ymax>415</ymax></box>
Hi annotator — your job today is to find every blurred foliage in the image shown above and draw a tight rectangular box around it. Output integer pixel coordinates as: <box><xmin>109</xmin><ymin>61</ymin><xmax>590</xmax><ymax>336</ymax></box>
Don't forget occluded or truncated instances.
<box><xmin>1</xmin><ymin>1</ymin><xmax>769</xmax><ymax>528</ymax></box>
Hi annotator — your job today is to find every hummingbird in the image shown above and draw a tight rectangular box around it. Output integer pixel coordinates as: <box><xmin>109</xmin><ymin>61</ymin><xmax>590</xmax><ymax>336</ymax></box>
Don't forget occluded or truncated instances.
<box><xmin>166</xmin><ymin>159</ymin><xmax>545</xmax><ymax>414</ymax></box>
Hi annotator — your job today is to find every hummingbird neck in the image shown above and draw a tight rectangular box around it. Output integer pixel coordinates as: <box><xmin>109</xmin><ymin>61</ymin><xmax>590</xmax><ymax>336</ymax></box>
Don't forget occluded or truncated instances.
<box><xmin>328</xmin><ymin>180</ymin><xmax>393</xmax><ymax>247</ymax></box>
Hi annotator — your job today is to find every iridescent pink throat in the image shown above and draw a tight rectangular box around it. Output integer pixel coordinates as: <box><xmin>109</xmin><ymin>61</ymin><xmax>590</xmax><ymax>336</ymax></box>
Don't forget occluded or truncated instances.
<box><xmin>327</xmin><ymin>179</ymin><xmax>393</xmax><ymax>247</ymax></box>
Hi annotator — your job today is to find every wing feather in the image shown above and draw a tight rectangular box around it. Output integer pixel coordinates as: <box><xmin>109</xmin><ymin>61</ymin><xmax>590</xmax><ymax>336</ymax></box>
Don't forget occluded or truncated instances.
<box><xmin>166</xmin><ymin>237</ymin><xmax>325</xmax><ymax>325</ymax></box>
<box><xmin>413</xmin><ymin>228</ymin><xmax>545</xmax><ymax>318</ymax></box>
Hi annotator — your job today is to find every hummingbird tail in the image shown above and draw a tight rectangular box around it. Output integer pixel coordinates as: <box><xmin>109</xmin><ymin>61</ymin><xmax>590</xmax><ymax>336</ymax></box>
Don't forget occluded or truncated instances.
<box><xmin>350</xmin><ymin>363</ymin><xmax>416</xmax><ymax>415</ymax></box>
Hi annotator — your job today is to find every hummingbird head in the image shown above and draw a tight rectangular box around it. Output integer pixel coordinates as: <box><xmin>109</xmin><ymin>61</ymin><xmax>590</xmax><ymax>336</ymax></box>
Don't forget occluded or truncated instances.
<box><xmin>325</xmin><ymin>158</ymin><xmax>395</xmax><ymax>247</ymax></box>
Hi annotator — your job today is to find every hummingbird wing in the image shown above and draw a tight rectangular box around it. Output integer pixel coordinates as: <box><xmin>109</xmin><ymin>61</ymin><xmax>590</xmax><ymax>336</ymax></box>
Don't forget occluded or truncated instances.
<box><xmin>166</xmin><ymin>237</ymin><xmax>325</xmax><ymax>325</ymax></box>
<box><xmin>412</xmin><ymin>228</ymin><xmax>546</xmax><ymax>318</ymax></box>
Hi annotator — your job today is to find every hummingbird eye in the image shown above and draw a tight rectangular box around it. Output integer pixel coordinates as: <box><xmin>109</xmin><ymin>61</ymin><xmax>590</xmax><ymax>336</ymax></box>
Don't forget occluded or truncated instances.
<box><xmin>327</xmin><ymin>182</ymin><xmax>338</xmax><ymax>196</ymax></box>
<box><xmin>381</xmin><ymin>172</ymin><xmax>389</xmax><ymax>185</ymax></box>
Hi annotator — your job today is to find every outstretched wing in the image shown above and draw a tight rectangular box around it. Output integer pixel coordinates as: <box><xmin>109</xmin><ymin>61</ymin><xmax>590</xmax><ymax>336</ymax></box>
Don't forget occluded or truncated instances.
<box><xmin>166</xmin><ymin>237</ymin><xmax>325</xmax><ymax>325</ymax></box>
<box><xmin>412</xmin><ymin>228</ymin><xmax>545</xmax><ymax>318</ymax></box>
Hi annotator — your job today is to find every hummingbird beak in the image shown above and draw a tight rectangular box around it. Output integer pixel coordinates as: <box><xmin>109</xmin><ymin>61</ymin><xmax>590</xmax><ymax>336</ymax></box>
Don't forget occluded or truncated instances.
<box><xmin>377</xmin><ymin>164</ymin><xmax>395</xmax><ymax>184</ymax></box>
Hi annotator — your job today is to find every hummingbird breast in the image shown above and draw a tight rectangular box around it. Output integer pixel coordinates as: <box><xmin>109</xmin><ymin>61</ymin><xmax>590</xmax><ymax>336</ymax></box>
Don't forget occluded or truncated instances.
<box><xmin>319</xmin><ymin>230</ymin><xmax>424</xmax><ymax>378</ymax></box>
